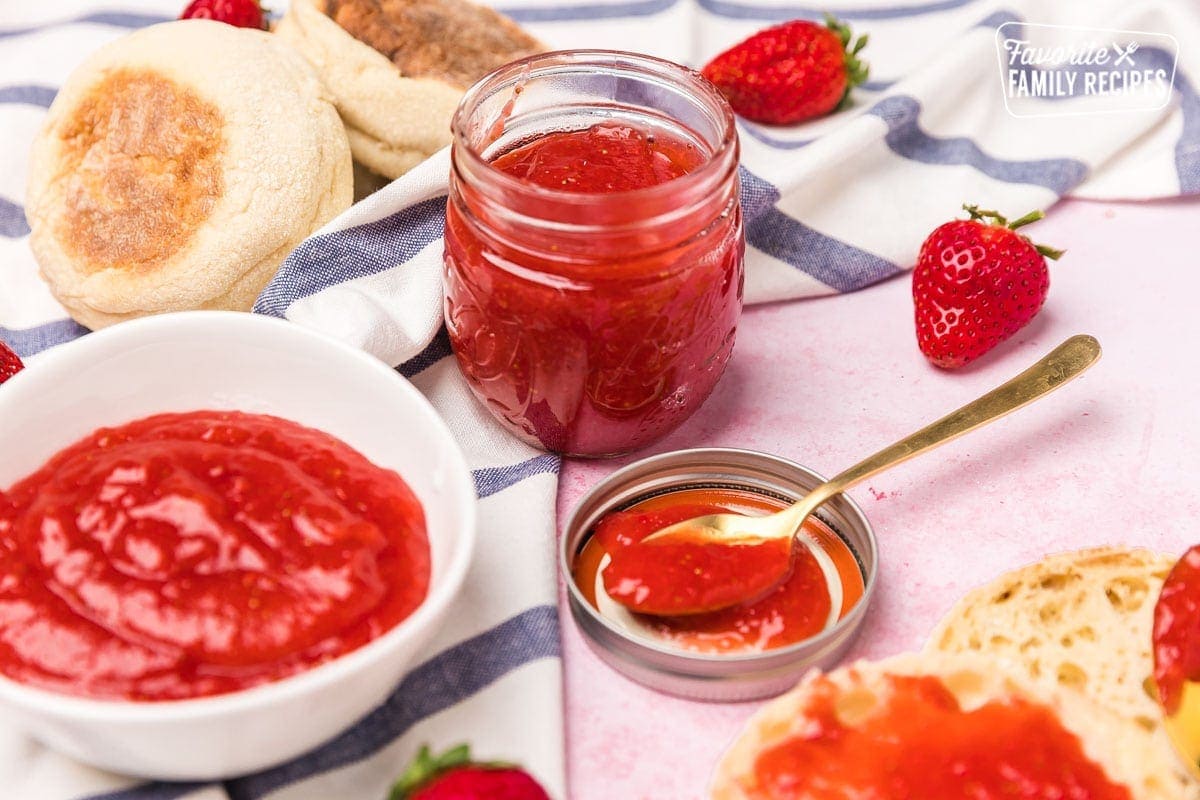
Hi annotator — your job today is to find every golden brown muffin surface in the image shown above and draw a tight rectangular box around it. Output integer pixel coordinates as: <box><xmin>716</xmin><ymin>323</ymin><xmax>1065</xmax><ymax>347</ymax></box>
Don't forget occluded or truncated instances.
<box><xmin>57</xmin><ymin>69</ymin><xmax>225</xmax><ymax>274</ymax></box>
<box><xmin>326</xmin><ymin>0</ymin><xmax>541</xmax><ymax>89</ymax></box>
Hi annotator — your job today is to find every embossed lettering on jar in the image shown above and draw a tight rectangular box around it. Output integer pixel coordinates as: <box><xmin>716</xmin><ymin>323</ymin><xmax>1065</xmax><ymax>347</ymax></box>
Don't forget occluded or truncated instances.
<box><xmin>444</xmin><ymin>51</ymin><xmax>745</xmax><ymax>457</ymax></box>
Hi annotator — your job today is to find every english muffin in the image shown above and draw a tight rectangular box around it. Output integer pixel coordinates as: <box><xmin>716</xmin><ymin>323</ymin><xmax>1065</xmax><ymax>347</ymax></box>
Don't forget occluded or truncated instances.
<box><xmin>276</xmin><ymin>0</ymin><xmax>543</xmax><ymax>179</ymax></box>
<box><xmin>927</xmin><ymin>546</ymin><xmax>1199</xmax><ymax>797</ymax></box>
<box><xmin>26</xmin><ymin>20</ymin><xmax>352</xmax><ymax>330</ymax></box>
<box><xmin>711</xmin><ymin>653</ymin><xmax>1180</xmax><ymax>800</ymax></box>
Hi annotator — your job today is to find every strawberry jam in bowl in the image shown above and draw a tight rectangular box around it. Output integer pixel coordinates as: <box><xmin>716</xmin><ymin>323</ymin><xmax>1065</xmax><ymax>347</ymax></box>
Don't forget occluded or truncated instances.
<box><xmin>445</xmin><ymin>51</ymin><xmax>744</xmax><ymax>457</ymax></box>
<box><xmin>0</xmin><ymin>312</ymin><xmax>475</xmax><ymax>780</ymax></box>
<box><xmin>562</xmin><ymin>448</ymin><xmax>878</xmax><ymax>701</ymax></box>
<box><xmin>0</xmin><ymin>410</ymin><xmax>430</xmax><ymax>702</ymax></box>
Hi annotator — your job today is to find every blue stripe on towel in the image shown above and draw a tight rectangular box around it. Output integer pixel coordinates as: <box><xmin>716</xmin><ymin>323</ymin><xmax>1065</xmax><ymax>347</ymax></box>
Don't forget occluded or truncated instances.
<box><xmin>992</xmin><ymin>13</ymin><xmax>1197</xmax><ymax>193</ymax></box>
<box><xmin>80</xmin><ymin>785</ymin><xmax>205</xmax><ymax>800</ymax></box>
<box><xmin>224</xmin><ymin>606</ymin><xmax>560</xmax><ymax>800</ymax></box>
<box><xmin>739</xmin><ymin>168</ymin><xmax>900</xmax><ymax>292</ymax></box>
<box><xmin>1176</xmin><ymin>70</ymin><xmax>1200</xmax><ymax>194</ymax></box>
<box><xmin>868</xmin><ymin>95</ymin><xmax>1089</xmax><ymax>194</ymax></box>
<box><xmin>697</xmin><ymin>0</ymin><xmax>978</xmax><ymax>22</ymax></box>
<box><xmin>398</xmin><ymin>328</ymin><xmax>453</xmax><ymax>378</ymax></box>
<box><xmin>0</xmin><ymin>83</ymin><xmax>56</xmax><ymax>108</ymax></box>
<box><xmin>254</xmin><ymin>197</ymin><xmax>446</xmax><ymax>318</ymax></box>
<box><xmin>977</xmin><ymin>8</ymin><xmax>1019</xmax><ymax>28</ymax></box>
<box><xmin>0</xmin><ymin>197</ymin><xmax>30</xmax><ymax>238</ymax></box>
<box><xmin>0</xmin><ymin>319</ymin><xmax>89</xmax><ymax>357</ymax></box>
<box><xmin>474</xmin><ymin>454</ymin><xmax>561</xmax><ymax>498</ymax></box>
<box><xmin>500</xmin><ymin>0</ymin><xmax>678</xmax><ymax>22</ymax></box>
<box><xmin>83</xmin><ymin>607</ymin><xmax>561</xmax><ymax>800</ymax></box>
<box><xmin>0</xmin><ymin>12</ymin><xmax>169</xmax><ymax>39</ymax></box>
<box><xmin>740</xmin><ymin>93</ymin><xmax>1088</xmax><ymax>192</ymax></box>
<box><xmin>738</xmin><ymin>123</ymin><xmax>814</xmax><ymax>151</ymax></box>
<box><xmin>1010</xmin><ymin>43</ymin><xmax>1199</xmax><ymax>194</ymax></box>
<box><xmin>738</xmin><ymin>165</ymin><xmax>781</xmax><ymax>224</ymax></box>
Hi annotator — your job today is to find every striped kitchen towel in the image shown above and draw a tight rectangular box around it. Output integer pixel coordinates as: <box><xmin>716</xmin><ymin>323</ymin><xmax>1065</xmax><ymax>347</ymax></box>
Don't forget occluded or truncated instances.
<box><xmin>1</xmin><ymin>0</ymin><xmax>1198</xmax><ymax>798</ymax></box>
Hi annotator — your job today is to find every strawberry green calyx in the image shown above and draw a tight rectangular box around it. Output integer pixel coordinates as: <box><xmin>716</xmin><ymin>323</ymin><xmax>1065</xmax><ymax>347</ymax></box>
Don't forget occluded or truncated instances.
<box><xmin>962</xmin><ymin>204</ymin><xmax>1065</xmax><ymax>261</ymax></box>
<box><xmin>389</xmin><ymin>744</ymin><xmax>527</xmax><ymax>800</ymax></box>
<box><xmin>390</xmin><ymin>744</ymin><xmax>472</xmax><ymax>800</ymax></box>
<box><xmin>825</xmin><ymin>14</ymin><xmax>869</xmax><ymax>106</ymax></box>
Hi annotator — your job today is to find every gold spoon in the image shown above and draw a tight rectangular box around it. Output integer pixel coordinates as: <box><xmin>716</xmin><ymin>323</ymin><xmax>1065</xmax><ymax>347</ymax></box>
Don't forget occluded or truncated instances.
<box><xmin>643</xmin><ymin>335</ymin><xmax>1102</xmax><ymax>558</ymax></box>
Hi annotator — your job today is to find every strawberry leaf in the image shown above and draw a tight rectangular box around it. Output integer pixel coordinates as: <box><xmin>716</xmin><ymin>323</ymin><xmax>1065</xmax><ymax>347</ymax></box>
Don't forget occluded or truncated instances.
<box><xmin>826</xmin><ymin>14</ymin><xmax>870</xmax><ymax>107</ymax></box>
<box><xmin>389</xmin><ymin>743</ymin><xmax>479</xmax><ymax>800</ymax></box>
<box><xmin>961</xmin><ymin>204</ymin><xmax>1064</xmax><ymax>262</ymax></box>
<box><xmin>1007</xmin><ymin>209</ymin><xmax>1045</xmax><ymax>230</ymax></box>
<box><xmin>432</xmin><ymin>744</ymin><xmax>472</xmax><ymax>771</ymax></box>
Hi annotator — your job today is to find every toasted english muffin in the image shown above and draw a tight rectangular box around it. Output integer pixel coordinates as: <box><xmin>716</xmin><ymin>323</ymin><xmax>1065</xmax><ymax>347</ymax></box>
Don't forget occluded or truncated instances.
<box><xmin>711</xmin><ymin>652</ymin><xmax>1180</xmax><ymax>800</ymax></box>
<box><xmin>928</xmin><ymin>547</ymin><xmax>1171</xmax><ymax>726</ymax></box>
<box><xmin>927</xmin><ymin>546</ymin><xmax>1198</xmax><ymax>797</ymax></box>
<box><xmin>276</xmin><ymin>0</ymin><xmax>543</xmax><ymax>179</ymax></box>
<box><xmin>26</xmin><ymin>20</ymin><xmax>352</xmax><ymax>329</ymax></box>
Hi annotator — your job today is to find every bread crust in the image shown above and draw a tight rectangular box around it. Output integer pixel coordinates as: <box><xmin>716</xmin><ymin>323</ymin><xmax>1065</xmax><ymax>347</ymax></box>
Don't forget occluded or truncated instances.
<box><xmin>710</xmin><ymin>652</ymin><xmax>1182</xmax><ymax>800</ymax></box>
<box><xmin>26</xmin><ymin>20</ymin><xmax>352</xmax><ymax>329</ymax></box>
<box><xmin>275</xmin><ymin>0</ymin><xmax>541</xmax><ymax>179</ymax></box>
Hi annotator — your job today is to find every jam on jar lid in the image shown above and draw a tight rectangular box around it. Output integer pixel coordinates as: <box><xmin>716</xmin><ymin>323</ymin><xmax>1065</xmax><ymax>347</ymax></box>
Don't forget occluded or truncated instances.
<box><xmin>444</xmin><ymin>51</ymin><xmax>744</xmax><ymax>457</ymax></box>
<box><xmin>574</xmin><ymin>487</ymin><xmax>865</xmax><ymax>655</ymax></box>
<box><xmin>561</xmin><ymin>448</ymin><xmax>878</xmax><ymax>702</ymax></box>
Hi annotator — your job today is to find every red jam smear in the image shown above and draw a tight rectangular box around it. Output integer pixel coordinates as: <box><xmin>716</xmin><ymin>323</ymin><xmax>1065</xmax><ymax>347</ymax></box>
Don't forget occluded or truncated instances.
<box><xmin>0</xmin><ymin>411</ymin><xmax>430</xmax><ymax>701</ymax></box>
<box><xmin>747</xmin><ymin>674</ymin><xmax>1133</xmax><ymax>799</ymax></box>
<box><xmin>594</xmin><ymin>504</ymin><xmax>793</xmax><ymax>615</ymax></box>
<box><xmin>574</xmin><ymin>489</ymin><xmax>864</xmax><ymax>654</ymax></box>
<box><xmin>1154</xmin><ymin>543</ymin><xmax>1200</xmax><ymax>714</ymax></box>
<box><xmin>444</xmin><ymin>122</ymin><xmax>744</xmax><ymax>456</ymax></box>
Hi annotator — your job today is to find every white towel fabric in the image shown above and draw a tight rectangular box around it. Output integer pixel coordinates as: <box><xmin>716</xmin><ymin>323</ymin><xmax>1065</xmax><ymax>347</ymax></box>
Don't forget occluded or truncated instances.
<box><xmin>1</xmin><ymin>1</ymin><xmax>1198</xmax><ymax>798</ymax></box>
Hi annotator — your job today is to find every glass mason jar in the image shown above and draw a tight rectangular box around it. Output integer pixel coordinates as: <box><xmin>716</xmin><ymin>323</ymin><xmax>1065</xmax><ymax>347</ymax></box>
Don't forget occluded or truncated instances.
<box><xmin>444</xmin><ymin>50</ymin><xmax>744</xmax><ymax>457</ymax></box>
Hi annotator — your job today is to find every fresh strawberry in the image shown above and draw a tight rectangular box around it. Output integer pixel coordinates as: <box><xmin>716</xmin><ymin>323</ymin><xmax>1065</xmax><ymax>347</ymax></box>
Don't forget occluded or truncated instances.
<box><xmin>0</xmin><ymin>342</ymin><xmax>23</xmax><ymax>385</ymax></box>
<box><xmin>389</xmin><ymin>744</ymin><xmax>551</xmax><ymax>800</ymax></box>
<box><xmin>701</xmin><ymin>15</ymin><xmax>869</xmax><ymax>125</ymax></box>
<box><xmin>913</xmin><ymin>205</ymin><xmax>1063</xmax><ymax>369</ymax></box>
<box><xmin>179</xmin><ymin>0</ymin><xmax>266</xmax><ymax>29</ymax></box>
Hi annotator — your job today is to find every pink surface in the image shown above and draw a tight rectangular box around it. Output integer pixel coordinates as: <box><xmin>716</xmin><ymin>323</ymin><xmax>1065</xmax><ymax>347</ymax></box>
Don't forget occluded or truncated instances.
<box><xmin>557</xmin><ymin>196</ymin><xmax>1200</xmax><ymax>799</ymax></box>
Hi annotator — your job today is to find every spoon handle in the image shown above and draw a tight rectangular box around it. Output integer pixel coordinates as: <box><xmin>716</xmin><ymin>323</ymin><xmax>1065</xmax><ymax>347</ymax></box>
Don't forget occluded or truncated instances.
<box><xmin>791</xmin><ymin>335</ymin><xmax>1102</xmax><ymax>521</ymax></box>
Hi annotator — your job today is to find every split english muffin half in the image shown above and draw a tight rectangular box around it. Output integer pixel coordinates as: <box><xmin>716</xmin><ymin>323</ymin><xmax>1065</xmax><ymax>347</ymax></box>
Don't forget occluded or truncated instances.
<box><xmin>276</xmin><ymin>0</ymin><xmax>543</xmax><ymax>179</ymax></box>
<box><xmin>928</xmin><ymin>546</ymin><xmax>1199</xmax><ymax>798</ymax></box>
<box><xmin>711</xmin><ymin>652</ymin><xmax>1182</xmax><ymax>800</ymax></box>
<box><xmin>26</xmin><ymin>20</ymin><xmax>353</xmax><ymax>330</ymax></box>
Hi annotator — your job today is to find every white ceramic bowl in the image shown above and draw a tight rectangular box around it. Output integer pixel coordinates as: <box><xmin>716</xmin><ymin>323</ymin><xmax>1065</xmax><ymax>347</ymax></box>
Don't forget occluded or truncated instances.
<box><xmin>0</xmin><ymin>311</ymin><xmax>476</xmax><ymax>780</ymax></box>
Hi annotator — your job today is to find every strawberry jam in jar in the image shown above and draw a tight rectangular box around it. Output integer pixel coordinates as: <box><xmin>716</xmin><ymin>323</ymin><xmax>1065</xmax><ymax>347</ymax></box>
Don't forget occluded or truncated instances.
<box><xmin>445</xmin><ymin>51</ymin><xmax>744</xmax><ymax>457</ymax></box>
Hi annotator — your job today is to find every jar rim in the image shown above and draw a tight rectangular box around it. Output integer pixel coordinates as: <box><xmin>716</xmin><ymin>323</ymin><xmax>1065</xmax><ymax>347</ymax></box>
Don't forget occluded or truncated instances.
<box><xmin>450</xmin><ymin>49</ymin><xmax>739</xmax><ymax>206</ymax></box>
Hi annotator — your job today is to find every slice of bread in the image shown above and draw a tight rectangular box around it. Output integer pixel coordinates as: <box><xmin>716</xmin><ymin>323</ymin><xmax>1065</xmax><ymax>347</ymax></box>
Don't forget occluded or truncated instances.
<box><xmin>711</xmin><ymin>652</ymin><xmax>1181</xmax><ymax>800</ymax></box>
<box><xmin>927</xmin><ymin>546</ymin><xmax>1198</xmax><ymax>797</ymax></box>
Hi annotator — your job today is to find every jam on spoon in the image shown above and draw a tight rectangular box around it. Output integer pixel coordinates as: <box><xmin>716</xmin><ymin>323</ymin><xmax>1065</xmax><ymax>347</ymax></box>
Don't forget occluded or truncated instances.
<box><xmin>600</xmin><ymin>335</ymin><xmax>1102</xmax><ymax>617</ymax></box>
<box><xmin>596</xmin><ymin>505</ymin><xmax>799</xmax><ymax>616</ymax></box>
